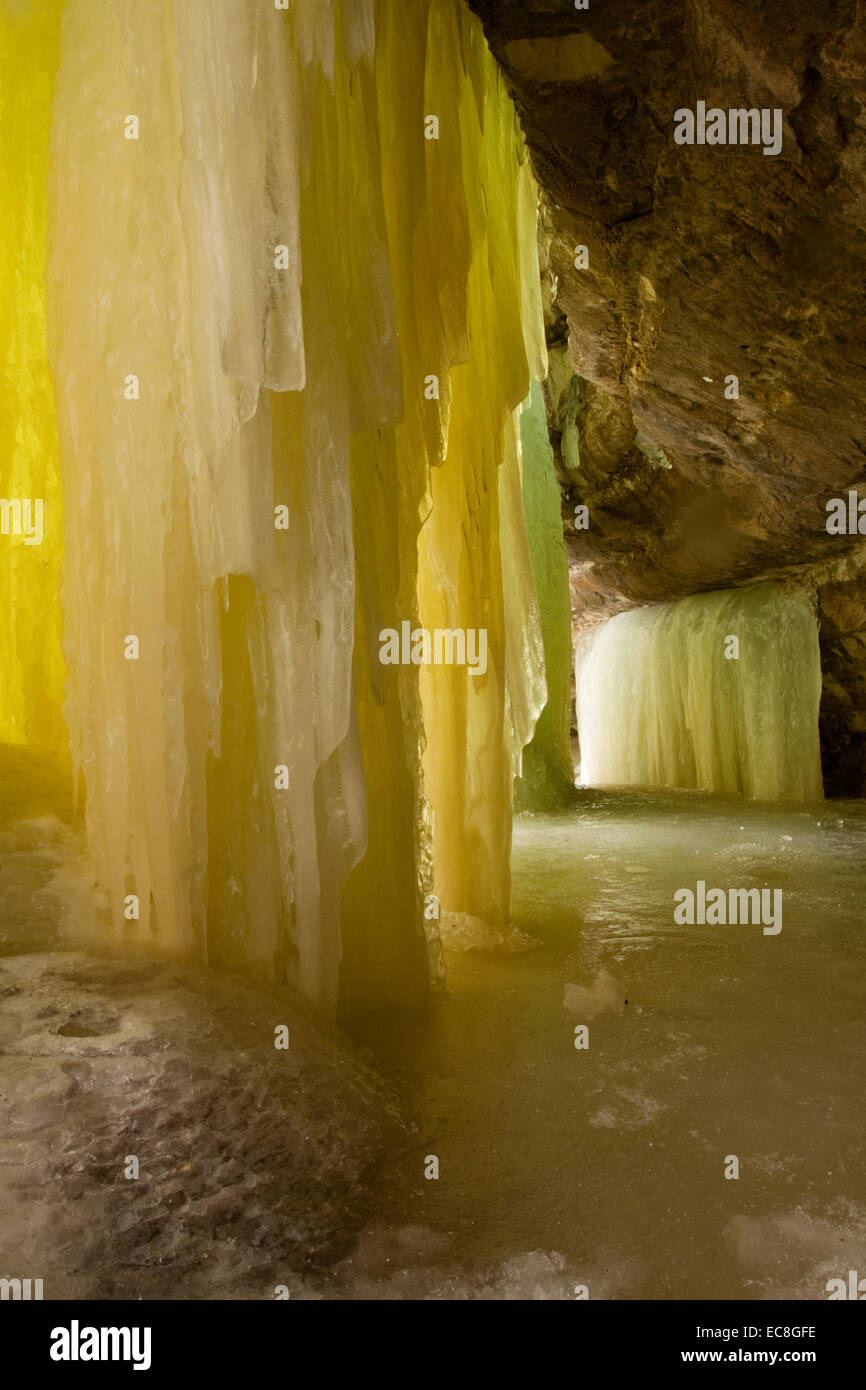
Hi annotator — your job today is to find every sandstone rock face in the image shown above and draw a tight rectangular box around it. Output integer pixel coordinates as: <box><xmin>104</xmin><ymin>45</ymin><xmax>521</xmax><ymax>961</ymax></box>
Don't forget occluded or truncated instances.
<box><xmin>470</xmin><ymin>0</ymin><xmax>866</xmax><ymax>792</ymax></box>
<box><xmin>816</xmin><ymin>562</ymin><xmax>866</xmax><ymax>795</ymax></box>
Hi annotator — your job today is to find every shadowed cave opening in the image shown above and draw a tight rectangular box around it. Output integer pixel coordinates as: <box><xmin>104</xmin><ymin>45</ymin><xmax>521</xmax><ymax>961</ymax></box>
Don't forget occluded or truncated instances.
<box><xmin>2</xmin><ymin>0</ymin><xmax>866</xmax><ymax>1309</ymax></box>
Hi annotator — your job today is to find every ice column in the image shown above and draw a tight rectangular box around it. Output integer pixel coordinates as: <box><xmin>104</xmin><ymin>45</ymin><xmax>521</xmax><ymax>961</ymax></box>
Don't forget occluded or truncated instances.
<box><xmin>44</xmin><ymin>0</ymin><xmax>548</xmax><ymax>1014</ymax></box>
<box><xmin>416</xmin><ymin>9</ymin><xmax>548</xmax><ymax>942</ymax></box>
<box><xmin>513</xmin><ymin>382</ymin><xmax>576</xmax><ymax>810</ymax></box>
<box><xmin>0</xmin><ymin>0</ymin><xmax>66</xmax><ymax>753</ymax></box>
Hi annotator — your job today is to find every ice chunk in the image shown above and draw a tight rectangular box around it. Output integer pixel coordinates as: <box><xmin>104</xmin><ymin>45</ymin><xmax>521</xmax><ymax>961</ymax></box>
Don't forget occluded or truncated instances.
<box><xmin>563</xmin><ymin>967</ymin><xmax>628</xmax><ymax>1019</ymax></box>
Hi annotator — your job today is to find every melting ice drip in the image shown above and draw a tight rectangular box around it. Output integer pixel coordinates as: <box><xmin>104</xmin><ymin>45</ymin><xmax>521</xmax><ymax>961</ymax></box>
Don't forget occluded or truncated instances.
<box><xmin>575</xmin><ymin>582</ymin><xmax>823</xmax><ymax>803</ymax></box>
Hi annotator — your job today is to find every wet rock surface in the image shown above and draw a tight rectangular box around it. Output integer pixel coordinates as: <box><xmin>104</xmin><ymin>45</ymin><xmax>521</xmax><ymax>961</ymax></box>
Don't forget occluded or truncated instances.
<box><xmin>470</xmin><ymin>0</ymin><xmax>866</xmax><ymax>593</ymax></box>
<box><xmin>0</xmin><ymin>806</ymin><xmax>404</xmax><ymax>1300</ymax></box>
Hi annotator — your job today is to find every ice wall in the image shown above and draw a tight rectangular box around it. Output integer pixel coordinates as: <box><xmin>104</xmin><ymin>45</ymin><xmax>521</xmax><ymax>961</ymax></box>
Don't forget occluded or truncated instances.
<box><xmin>0</xmin><ymin>1</ymin><xmax>67</xmax><ymax>753</ymax></box>
<box><xmin>576</xmin><ymin>582</ymin><xmax>823</xmax><ymax>803</ymax></box>
<box><xmin>43</xmin><ymin>0</ymin><xmax>547</xmax><ymax>1016</ymax></box>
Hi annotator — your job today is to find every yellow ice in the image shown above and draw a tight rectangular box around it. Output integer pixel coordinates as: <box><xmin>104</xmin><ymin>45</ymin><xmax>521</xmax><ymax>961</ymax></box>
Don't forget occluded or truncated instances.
<box><xmin>0</xmin><ymin>0</ymin><xmax>66</xmax><ymax>753</ymax></box>
<box><xmin>34</xmin><ymin>0</ymin><xmax>548</xmax><ymax>1014</ymax></box>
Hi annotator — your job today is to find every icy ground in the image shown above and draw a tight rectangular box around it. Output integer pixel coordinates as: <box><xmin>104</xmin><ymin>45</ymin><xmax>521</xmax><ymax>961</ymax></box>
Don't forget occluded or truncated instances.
<box><xmin>3</xmin><ymin>758</ymin><xmax>865</xmax><ymax>1299</ymax></box>
<box><xmin>350</xmin><ymin>787</ymin><xmax>866</xmax><ymax>1300</ymax></box>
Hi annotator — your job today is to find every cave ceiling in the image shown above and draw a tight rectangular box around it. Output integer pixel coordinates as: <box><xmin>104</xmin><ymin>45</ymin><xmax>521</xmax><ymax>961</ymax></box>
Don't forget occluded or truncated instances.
<box><xmin>469</xmin><ymin>0</ymin><xmax>866</xmax><ymax>614</ymax></box>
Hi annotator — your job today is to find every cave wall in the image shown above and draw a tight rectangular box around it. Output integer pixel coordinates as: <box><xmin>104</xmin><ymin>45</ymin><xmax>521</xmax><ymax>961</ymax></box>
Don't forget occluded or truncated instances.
<box><xmin>815</xmin><ymin>562</ymin><xmax>866</xmax><ymax>796</ymax></box>
<box><xmin>469</xmin><ymin>0</ymin><xmax>866</xmax><ymax>797</ymax></box>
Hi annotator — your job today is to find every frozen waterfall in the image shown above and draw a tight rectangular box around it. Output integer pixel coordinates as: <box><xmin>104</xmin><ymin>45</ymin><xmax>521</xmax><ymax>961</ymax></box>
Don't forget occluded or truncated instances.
<box><xmin>575</xmin><ymin>582</ymin><xmax>823</xmax><ymax>803</ymax></box>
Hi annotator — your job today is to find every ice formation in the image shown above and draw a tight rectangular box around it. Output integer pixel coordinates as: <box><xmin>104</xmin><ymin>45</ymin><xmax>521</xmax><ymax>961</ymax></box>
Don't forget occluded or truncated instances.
<box><xmin>21</xmin><ymin>0</ymin><xmax>552</xmax><ymax>1016</ymax></box>
<box><xmin>575</xmin><ymin>582</ymin><xmax>823</xmax><ymax>803</ymax></box>
<box><xmin>513</xmin><ymin>382</ymin><xmax>575</xmax><ymax>809</ymax></box>
<box><xmin>0</xmin><ymin>0</ymin><xmax>67</xmax><ymax>754</ymax></box>
<box><xmin>563</xmin><ymin>968</ymin><xmax>627</xmax><ymax>1020</ymax></box>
